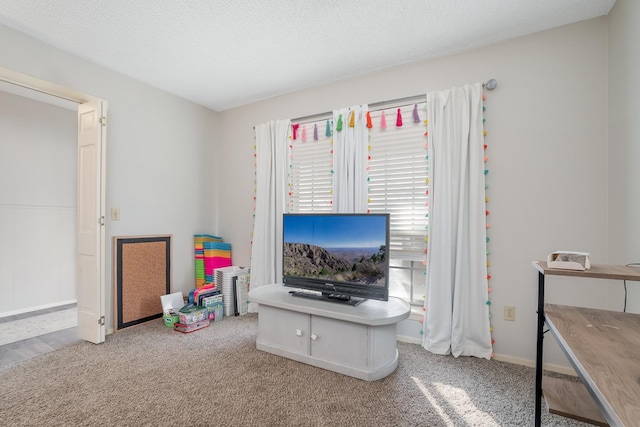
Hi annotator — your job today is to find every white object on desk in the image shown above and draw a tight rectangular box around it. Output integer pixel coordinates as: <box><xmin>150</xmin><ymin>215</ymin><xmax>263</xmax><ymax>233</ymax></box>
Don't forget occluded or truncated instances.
<box><xmin>546</xmin><ymin>251</ymin><xmax>590</xmax><ymax>270</ymax></box>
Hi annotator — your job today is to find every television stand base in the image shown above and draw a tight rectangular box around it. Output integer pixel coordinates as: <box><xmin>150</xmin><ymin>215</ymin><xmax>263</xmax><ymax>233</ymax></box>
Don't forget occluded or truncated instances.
<box><xmin>289</xmin><ymin>290</ymin><xmax>365</xmax><ymax>306</ymax></box>
<box><xmin>249</xmin><ymin>284</ymin><xmax>411</xmax><ymax>381</ymax></box>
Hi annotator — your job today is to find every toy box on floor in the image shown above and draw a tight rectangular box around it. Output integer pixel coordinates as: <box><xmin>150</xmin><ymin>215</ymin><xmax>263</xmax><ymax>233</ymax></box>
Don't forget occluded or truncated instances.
<box><xmin>174</xmin><ymin>319</ymin><xmax>209</xmax><ymax>333</ymax></box>
<box><xmin>160</xmin><ymin>285</ymin><xmax>228</xmax><ymax>333</ymax></box>
<box><xmin>174</xmin><ymin>304</ymin><xmax>209</xmax><ymax>334</ymax></box>
<box><xmin>160</xmin><ymin>291</ymin><xmax>212</xmax><ymax>333</ymax></box>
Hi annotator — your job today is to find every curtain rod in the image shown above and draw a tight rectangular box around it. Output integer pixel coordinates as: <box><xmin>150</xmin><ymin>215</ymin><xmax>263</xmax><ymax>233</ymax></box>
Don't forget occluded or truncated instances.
<box><xmin>256</xmin><ymin>79</ymin><xmax>498</xmax><ymax>127</ymax></box>
<box><xmin>290</xmin><ymin>79</ymin><xmax>497</xmax><ymax>124</ymax></box>
<box><xmin>291</xmin><ymin>94</ymin><xmax>425</xmax><ymax>124</ymax></box>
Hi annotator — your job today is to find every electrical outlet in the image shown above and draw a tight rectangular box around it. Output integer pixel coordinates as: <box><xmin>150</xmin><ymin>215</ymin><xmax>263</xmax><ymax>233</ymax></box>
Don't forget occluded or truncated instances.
<box><xmin>111</xmin><ymin>208</ymin><xmax>120</xmax><ymax>221</ymax></box>
<box><xmin>504</xmin><ymin>305</ymin><xmax>515</xmax><ymax>321</ymax></box>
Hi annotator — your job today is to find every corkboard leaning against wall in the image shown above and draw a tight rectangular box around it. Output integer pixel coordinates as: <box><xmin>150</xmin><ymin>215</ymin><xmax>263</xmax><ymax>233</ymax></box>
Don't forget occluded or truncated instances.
<box><xmin>113</xmin><ymin>235</ymin><xmax>172</xmax><ymax>330</ymax></box>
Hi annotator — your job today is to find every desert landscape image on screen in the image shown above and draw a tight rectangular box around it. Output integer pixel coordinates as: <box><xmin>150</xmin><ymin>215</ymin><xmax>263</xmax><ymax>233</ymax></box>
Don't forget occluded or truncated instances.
<box><xmin>283</xmin><ymin>215</ymin><xmax>387</xmax><ymax>286</ymax></box>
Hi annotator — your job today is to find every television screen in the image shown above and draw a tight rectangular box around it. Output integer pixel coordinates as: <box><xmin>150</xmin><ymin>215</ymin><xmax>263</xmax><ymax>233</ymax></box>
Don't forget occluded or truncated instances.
<box><xmin>282</xmin><ymin>213</ymin><xmax>390</xmax><ymax>305</ymax></box>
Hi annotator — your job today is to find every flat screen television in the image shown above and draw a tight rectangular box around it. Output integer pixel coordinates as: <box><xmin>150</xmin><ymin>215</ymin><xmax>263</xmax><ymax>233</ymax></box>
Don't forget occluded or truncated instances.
<box><xmin>282</xmin><ymin>213</ymin><xmax>390</xmax><ymax>306</ymax></box>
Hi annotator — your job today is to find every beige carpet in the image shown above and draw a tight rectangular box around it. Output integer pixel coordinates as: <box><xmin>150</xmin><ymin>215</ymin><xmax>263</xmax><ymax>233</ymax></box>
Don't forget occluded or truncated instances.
<box><xmin>0</xmin><ymin>313</ymin><xmax>589</xmax><ymax>426</ymax></box>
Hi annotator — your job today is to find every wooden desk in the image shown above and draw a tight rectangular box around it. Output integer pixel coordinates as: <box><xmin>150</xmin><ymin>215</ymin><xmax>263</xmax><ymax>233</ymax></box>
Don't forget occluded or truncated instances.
<box><xmin>533</xmin><ymin>262</ymin><xmax>640</xmax><ymax>427</ymax></box>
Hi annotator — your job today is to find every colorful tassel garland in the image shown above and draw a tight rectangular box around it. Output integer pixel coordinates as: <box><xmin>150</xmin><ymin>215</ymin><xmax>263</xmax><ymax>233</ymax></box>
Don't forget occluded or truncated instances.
<box><xmin>313</xmin><ymin>124</ymin><xmax>318</xmax><ymax>141</ymax></box>
<box><xmin>396</xmin><ymin>108</ymin><xmax>403</xmax><ymax>127</ymax></box>
<box><xmin>366</xmin><ymin>111</ymin><xmax>373</xmax><ymax>128</ymax></box>
<box><xmin>380</xmin><ymin>111</ymin><xmax>387</xmax><ymax>129</ymax></box>
<box><xmin>336</xmin><ymin>114</ymin><xmax>343</xmax><ymax>131</ymax></box>
<box><xmin>292</xmin><ymin>124</ymin><xmax>299</xmax><ymax>140</ymax></box>
<box><xmin>349</xmin><ymin>110</ymin><xmax>355</xmax><ymax>127</ymax></box>
<box><xmin>301</xmin><ymin>125</ymin><xmax>307</xmax><ymax>142</ymax></box>
<box><xmin>412</xmin><ymin>104</ymin><xmax>420</xmax><ymax>123</ymax></box>
<box><xmin>325</xmin><ymin>120</ymin><xmax>331</xmax><ymax>137</ymax></box>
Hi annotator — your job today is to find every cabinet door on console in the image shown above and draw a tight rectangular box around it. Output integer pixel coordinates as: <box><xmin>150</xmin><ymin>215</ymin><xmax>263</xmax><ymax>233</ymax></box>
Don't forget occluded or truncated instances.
<box><xmin>310</xmin><ymin>316</ymin><xmax>369</xmax><ymax>369</ymax></box>
<box><xmin>257</xmin><ymin>305</ymin><xmax>310</xmax><ymax>355</ymax></box>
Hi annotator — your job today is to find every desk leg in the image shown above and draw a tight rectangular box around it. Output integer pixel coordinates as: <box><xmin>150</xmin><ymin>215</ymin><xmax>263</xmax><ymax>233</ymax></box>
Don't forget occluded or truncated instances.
<box><xmin>534</xmin><ymin>271</ymin><xmax>545</xmax><ymax>427</ymax></box>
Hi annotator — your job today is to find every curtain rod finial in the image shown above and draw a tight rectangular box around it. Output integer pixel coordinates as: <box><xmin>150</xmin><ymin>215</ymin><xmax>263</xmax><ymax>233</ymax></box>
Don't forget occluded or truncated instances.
<box><xmin>484</xmin><ymin>79</ymin><xmax>497</xmax><ymax>90</ymax></box>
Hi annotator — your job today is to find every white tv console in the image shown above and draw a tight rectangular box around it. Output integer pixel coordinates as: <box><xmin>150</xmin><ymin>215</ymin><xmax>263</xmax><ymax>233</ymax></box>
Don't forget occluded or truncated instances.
<box><xmin>248</xmin><ymin>284</ymin><xmax>411</xmax><ymax>381</ymax></box>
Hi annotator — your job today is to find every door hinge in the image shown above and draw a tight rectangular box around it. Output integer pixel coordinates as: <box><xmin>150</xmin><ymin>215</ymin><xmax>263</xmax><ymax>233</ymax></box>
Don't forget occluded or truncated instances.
<box><xmin>98</xmin><ymin>316</ymin><xmax>105</xmax><ymax>326</ymax></box>
<box><xmin>99</xmin><ymin>116</ymin><xmax>107</xmax><ymax>127</ymax></box>
<box><xmin>99</xmin><ymin>216</ymin><xmax>105</xmax><ymax>226</ymax></box>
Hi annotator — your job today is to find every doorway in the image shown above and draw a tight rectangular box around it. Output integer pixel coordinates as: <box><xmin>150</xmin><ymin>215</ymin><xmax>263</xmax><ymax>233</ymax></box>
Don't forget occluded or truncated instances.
<box><xmin>0</xmin><ymin>66</ymin><xmax>107</xmax><ymax>344</ymax></box>
<box><xmin>0</xmin><ymin>84</ymin><xmax>78</xmax><ymax>348</ymax></box>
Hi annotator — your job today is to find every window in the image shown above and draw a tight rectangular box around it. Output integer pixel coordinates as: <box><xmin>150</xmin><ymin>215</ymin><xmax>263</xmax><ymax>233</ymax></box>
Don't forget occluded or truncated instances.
<box><xmin>288</xmin><ymin>105</ymin><xmax>428</xmax><ymax>306</ymax></box>
<box><xmin>368</xmin><ymin>104</ymin><xmax>428</xmax><ymax>306</ymax></box>
<box><xmin>288</xmin><ymin>122</ymin><xmax>333</xmax><ymax>213</ymax></box>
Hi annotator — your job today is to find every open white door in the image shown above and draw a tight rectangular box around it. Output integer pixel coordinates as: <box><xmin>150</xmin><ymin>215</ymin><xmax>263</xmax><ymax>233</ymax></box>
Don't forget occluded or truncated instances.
<box><xmin>77</xmin><ymin>99</ymin><xmax>106</xmax><ymax>344</ymax></box>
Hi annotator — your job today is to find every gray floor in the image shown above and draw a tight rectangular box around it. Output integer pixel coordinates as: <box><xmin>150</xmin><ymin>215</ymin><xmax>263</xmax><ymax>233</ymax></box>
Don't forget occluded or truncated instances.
<box><xmin>0</xmin><ymin>304</ymin><xmax>80</xmax><ymax>368</ymax></box>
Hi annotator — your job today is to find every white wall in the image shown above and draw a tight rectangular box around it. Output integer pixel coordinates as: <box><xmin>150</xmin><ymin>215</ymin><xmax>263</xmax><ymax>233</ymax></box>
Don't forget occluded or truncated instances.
<box><xmin>608</xmin><ymin>0</ymin><xmax>640</xmax><ymax>313</ymax></box>
<box><xmin>218</xmin><ymin>17</ymin><xmax>614</xmax><ymax>368</ymax></box>
<box><xmin>0</xmin><ymin>24</ymin><xmax>219</xmax><ymax>329</ymax></box>
<box><xmin>0</xmin><ymin>91</ymin><xmax>77</xmax><ymax>314</ymax></box>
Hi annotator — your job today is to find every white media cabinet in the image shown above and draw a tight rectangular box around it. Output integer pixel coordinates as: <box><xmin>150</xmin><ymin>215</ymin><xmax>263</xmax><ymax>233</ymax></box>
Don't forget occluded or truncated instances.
<box><xmin>248</xmin><ymin>284</ymin><xmax>411</xmax><ymax>381</ymax></box>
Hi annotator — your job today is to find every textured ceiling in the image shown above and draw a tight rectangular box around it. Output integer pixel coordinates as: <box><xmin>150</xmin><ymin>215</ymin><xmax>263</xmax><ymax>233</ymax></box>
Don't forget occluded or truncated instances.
<box><xmin>0</xmin><ymin>0</ymin><xmax>615</xmax><ymax>111</ymax></box>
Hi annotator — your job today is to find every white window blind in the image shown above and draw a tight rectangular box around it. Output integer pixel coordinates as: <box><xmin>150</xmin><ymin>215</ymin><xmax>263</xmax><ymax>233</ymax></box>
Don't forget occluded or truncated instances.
<box><xmin>286</xmin><ymin>107</ymin><xmax>427</xmax><ymax>304</ymax></box>
<box><xmin>288</xmin><ymin>121</ymin><xmax>333</xmax><ymax>213</ymax></box>
<box><xmin>368</xmin><ymin>104</ymin><xmax>428</xmax><ymax>262</ymax></box>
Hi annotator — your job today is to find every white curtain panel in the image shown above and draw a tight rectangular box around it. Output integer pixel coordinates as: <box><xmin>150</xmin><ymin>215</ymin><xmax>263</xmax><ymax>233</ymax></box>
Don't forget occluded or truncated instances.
<box><xmin>422</xmin><ymin>83</ymin><xmax>492</xmax><ymax>359</ymax></box>
<box><xmin>332</xmin><ymin>105</ymin><xmax>369</xmax><ymax>213</ymax></box>
<box><xmin>250</xmin><ymin>119</ymin><xmax>291</xmax><ymax>303</ymax></box>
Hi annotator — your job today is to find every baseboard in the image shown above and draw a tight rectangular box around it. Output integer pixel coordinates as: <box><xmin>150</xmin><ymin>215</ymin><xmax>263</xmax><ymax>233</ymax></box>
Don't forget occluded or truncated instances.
<box><xmin>0</xmin><ymin>299</ymin><xmax>77</xmax><ymax>319</ymax></box>
<box><xmin>397</xmin><ymin>335</ymin><xmax>421</xmax><ymax>345</ymax></box>
<box><xmin>392</xmin><ymin>344</ymin><xmax>577</xmax><ymax>377</ymax></box>
<box><xmin>492</xmin><ymin>353</ymin><xmax>577</xmax><ymax>377</ymax></box>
